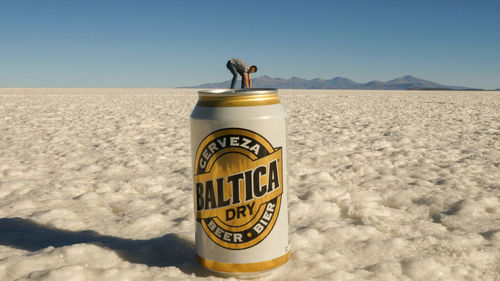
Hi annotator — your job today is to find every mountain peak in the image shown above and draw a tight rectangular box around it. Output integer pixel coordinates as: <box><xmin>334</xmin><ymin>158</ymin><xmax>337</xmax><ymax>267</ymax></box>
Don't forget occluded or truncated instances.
<box><xmin>387</xmin><ymin>75</ymin><xmax>419</xmax><ymax>83</ymax></box>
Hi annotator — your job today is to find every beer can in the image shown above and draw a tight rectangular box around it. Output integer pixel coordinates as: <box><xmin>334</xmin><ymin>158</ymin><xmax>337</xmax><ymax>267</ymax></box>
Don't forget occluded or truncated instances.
<box><xmin>190</xmin><ymin>88</ymin><xmax>290</xmax><ymax>276</ymax></box>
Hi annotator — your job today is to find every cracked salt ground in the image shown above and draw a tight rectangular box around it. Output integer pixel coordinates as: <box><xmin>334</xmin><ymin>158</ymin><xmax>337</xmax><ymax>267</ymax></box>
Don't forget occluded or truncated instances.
<box><xmin>0</xmin><ymin>88</ymin><xmax>499</xmax><ymax>280</ymax></box>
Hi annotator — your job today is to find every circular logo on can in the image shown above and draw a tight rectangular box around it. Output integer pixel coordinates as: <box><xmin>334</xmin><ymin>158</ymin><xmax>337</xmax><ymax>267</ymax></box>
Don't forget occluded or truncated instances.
<box><xmin>194</xmin><ymin>128</ymin><xmax>283</xmax><ymax>250</ymax></box>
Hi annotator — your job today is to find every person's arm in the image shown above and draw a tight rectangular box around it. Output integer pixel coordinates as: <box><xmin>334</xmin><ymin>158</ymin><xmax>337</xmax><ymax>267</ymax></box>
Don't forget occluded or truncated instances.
<box><xmin>248</xmin><ymin>73</ymin><xmax>252</xmax><ymax>88</ymax></box>
<box><xmin>243</xmin><ymin>73</ymin><xmax>249</xmax><ymax>88</ymax></box>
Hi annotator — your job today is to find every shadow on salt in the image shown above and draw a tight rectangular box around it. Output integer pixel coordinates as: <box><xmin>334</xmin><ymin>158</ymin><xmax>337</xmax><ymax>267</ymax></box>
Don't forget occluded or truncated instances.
<box><xmin>0</xmin><ymin>217</ymin><xmax>211</xmax><ymax>276</ymax></box>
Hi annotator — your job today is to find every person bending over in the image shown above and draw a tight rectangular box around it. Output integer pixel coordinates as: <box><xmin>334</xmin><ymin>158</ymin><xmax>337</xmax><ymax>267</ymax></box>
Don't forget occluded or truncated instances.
<box><xmin>226</xmin><ymin>58</ymin><xmax>258</xmax><ymax>89</ymax></box>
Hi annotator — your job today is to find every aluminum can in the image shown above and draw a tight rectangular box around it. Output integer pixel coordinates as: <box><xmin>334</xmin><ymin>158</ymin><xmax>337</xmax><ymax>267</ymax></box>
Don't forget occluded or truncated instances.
<box><xmin>190</xmin><ymin>88</ymin><xmax>289</xmax><ymax>276</ymax></box>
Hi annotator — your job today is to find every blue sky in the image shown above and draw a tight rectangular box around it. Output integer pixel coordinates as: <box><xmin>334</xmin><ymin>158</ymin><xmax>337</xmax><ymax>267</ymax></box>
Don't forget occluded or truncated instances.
<box><xmin>1</xmin><ymin>0</ymin><xmax>499</xmax><ymax>89</ymax></box>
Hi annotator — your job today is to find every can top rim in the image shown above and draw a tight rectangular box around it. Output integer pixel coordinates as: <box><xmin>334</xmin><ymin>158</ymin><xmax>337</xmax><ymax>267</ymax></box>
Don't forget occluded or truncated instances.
<box><xmin>198</xmin><ymin>88</ymin><xmax>278</xmax><ymax>96</ymax></box>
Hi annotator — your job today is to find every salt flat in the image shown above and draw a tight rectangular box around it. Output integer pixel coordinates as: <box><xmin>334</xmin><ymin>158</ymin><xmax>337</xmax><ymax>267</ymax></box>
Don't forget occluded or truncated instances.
<box><xmin>0</xmin><ymin>88</ymin><xmax>499</xmax><ymax>281</ymax></box>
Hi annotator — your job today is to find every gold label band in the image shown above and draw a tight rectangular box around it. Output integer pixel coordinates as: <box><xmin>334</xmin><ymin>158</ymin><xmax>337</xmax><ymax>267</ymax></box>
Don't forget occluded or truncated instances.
<box><xmin>194</xmin><ymin>128</ymin><xmax>283</xmax><ymax>250</ymax></box>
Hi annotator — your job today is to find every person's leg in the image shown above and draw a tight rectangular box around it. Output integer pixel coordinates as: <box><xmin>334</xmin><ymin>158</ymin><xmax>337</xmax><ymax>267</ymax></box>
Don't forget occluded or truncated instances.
<box><xmin>240</xmin><ymin>73</ymin><xmax>245</xmax><ymax>88</ymax></box>
<box><xmin>226</xmin><ymin>61</ymin><xmax>238</xmax><ymax>89</ymax></box>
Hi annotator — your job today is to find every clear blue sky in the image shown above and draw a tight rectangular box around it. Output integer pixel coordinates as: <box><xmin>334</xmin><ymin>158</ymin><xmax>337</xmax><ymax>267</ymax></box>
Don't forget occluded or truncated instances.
<box><xmin>1</xmin><ymin>0</ymin><xmax>499</xmax><ymax>89</ymax></box>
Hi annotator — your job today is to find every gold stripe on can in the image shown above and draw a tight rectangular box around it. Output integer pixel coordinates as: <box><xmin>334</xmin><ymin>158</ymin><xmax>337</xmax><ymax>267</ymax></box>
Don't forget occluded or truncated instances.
<box><xmin>197</xmin><ymin>88</ymin><xmax>280</xmax><ymax>107</ymax></box>
<box><xmin>196</xmin><ymin>252</ymin><xmax>290</xmax><ymax>273</ymax></box>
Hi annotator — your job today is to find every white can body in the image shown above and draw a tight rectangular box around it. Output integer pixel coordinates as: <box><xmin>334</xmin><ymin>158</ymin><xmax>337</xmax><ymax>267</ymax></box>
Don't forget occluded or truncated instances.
<box><xmin>190</xmin><ymin>89</ymin><xmax>289</xmax><ymax>275</ymax></box>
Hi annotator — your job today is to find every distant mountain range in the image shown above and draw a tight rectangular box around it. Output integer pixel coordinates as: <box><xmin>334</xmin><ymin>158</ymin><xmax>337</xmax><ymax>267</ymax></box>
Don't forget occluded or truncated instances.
<box><xmin>186</xmin><ymin>75</ymin><xmax>483</xmax><ymax>90</ymax></box>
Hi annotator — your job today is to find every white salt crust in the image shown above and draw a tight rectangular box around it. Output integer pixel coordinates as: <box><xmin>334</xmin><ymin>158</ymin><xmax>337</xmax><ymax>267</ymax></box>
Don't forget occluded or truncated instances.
<box><xmin>0</xmin><ymin>88</ymin><xmax>498</xmax><ymax>280</ymax></box>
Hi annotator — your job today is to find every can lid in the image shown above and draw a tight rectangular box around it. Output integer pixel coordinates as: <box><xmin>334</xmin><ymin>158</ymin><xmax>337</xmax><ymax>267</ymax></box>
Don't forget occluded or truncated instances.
<box><xmin>197</xmin><ymin>88</ymin><xmax>279</xmax><ymax>107</ymax></box>
<box><xmin>198</xmin><ymin>88</ymin><xmax>278</xmax><ymax>96</ymax></box>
